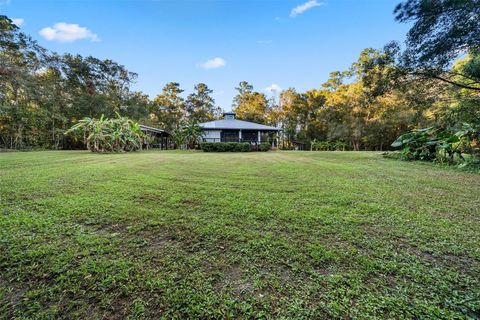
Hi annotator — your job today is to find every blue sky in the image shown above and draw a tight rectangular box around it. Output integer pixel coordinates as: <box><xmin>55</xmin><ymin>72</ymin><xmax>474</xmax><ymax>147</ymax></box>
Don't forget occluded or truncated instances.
<box><xmin>1</xmin><ymin>0</ymin><xmax>410</xmax><ymax>110</ymax></box>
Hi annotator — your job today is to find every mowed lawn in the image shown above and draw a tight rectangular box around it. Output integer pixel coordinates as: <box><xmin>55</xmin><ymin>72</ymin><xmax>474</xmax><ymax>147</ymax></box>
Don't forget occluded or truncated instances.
<box><xmin>0</xmin><ymin>151</ymin><xmax>479</xmax><ymax>319</ymax></box>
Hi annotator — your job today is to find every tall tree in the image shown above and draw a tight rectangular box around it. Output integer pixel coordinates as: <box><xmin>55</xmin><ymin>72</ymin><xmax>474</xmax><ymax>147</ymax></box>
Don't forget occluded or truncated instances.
<box><xmin>0</xmin><ymin>15</ymin><xmax>150</xmax><ymax>149</ymax></box>
<box><xmin>394</xmin><ymin>0</ymin><xmax>480</xmax><ymax>90</ymax></box>
<box><xmin>151</xmin><ymin>82</ymin><xmax>185</xmax><ymax>131</ymax></box>
<box><xmin>185</xmin><ymin>83</ymin><xmax>220</xmax><ymax>123</ymax></box>
<box><xmin>232</xmin><ymin>81</ymin><xmax>253</xmax><ymax>109</ymax></box>
<box><xmin>232</xmin><ymin>82</ymin><xmax>269</xmax><ymax>123</ymax></box>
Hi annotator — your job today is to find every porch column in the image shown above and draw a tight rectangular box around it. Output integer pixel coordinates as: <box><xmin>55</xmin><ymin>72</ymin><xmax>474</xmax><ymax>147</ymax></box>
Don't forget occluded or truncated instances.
<box><xmin>258</xmin><ymin>131</ymin><xmax>261</xmax><ymax>143</ymax></box>
<box><xmin>239</xmin><ymin>129</ymin><xmax>242</xmax><ymax>142</ymax></box>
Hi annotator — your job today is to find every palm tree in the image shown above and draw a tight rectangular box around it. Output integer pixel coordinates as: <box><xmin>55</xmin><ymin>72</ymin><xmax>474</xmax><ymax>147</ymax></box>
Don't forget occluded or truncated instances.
<box><xmin>184</xmin><ymin>121</ymin><xmax>204</xmax><ymax>149</ymax></box>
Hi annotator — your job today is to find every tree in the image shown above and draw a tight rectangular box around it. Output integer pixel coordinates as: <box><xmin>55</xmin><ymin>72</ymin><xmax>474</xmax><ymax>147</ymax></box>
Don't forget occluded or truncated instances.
<box><xmin>185</xmin><ymin>83</ymin><xmax>220</xmax><ymax>122</ymax></box>
<box><xmin>0</xmin><ymin>15</ymin><xmax>151</xmax><ymax>150</ymax></box>
<box><xmin>394</xmin><ymin>0</ymin><xmax>480</xmax><ymax>91</ymax></box>
<box><xmin>232</xmin><ymin>82</ymin><xmax>269</xmax><ymax>123</ymax></box>
<box><xmin>171</xmin><ymin>121</ymin><xmax>204</xmax><ymax>149</ymax></box>
<box><xmin>232</xmin><ymin>81</ymin><xmax>253</xmax><ymax>109</ymax></box>
<box><xmin>151</xmin><ymin>82</ymin><xmax>185</xmax><ymax>131</ymax></box>
<box><xmin>183</xmin><ymin>121</ymin><xmax>205</xmax><ymax>149</ymax></box>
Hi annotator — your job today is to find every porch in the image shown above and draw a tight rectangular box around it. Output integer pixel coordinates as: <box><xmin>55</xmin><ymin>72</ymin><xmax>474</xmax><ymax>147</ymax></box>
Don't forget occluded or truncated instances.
<box><xmin>202</xmin><ymin>129</ymin><xmax>278</xmax><ymax>146</ymax></box>
<box><xmin>140</xmin><ymin>124</ymin><xmax>171</xmax><ymax>149</ymax></box>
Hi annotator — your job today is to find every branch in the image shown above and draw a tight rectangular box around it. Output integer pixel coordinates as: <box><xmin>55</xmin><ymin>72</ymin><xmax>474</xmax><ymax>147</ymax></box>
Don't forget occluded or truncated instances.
<box><xmin>413</xmin><ymin>71</ymin><xmax>480</xmax><ymax>91</ymax></box>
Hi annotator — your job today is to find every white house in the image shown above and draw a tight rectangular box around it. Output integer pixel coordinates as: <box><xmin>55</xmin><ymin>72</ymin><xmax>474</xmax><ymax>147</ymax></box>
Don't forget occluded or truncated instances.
<box><xmin>198</xmin><ymin>112</ymin><xmax>280</xmax><ymax>146</ymax></box>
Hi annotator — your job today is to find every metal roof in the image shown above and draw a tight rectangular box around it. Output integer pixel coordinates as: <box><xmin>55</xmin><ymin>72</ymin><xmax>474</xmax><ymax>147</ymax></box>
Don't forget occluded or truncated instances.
<box><xmin>197</xmin><ymin>119</ymin><xmax>280</xmax><ymax>131</ymax></box>
<box><xmin>139</xmin><ymin>124</ymin><xmax>169</xmax><ymax>135</ymax></box>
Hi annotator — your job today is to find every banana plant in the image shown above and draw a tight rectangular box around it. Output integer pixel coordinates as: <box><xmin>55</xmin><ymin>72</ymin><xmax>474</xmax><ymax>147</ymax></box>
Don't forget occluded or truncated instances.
<box><xmin>65</xmin><ymin>114</ymin><xmax>145</xmax><ymax>152</ymax></box>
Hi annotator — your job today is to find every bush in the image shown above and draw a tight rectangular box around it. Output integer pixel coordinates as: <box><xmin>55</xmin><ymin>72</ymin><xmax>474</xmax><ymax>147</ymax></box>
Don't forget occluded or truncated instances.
<box><xmin>200</xmin><ymin>142</ymin><xmax>251</xmax><ymax>152</ymax></box>
<box><xmin>390</xmin><ymin>123</ymin><xmax>480</xmax><ymax>165</ymax></box>
<box><xmin>258</xmin><ymin>142</ymin><xmax>270</xmax><ymax>152</ymax></box>
<box><xmin>235</xmin><ymin>142</ymin><xmax>251</xmax><ymax>152</ymax></box>
<box><xmin>225</xmin><ymin>142</ymin><xmax>238</xmax><ymax>151</ymax></box>
<box><xmin>200</xmin><ymin>142</ymin><xmax>216</xmax><ymax>152</ymax></box>
<box><xmin>310</xmin><ymin>139</ymin><xmax>348</xmax><ymax>151</ymax></box>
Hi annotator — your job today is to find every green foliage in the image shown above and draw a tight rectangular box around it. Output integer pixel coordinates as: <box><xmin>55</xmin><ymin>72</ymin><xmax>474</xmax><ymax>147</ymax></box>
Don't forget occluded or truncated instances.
<box><xmin>393</xmin><ymin>0</ymin><xmax>480</xmax><ymax>91</ymax></box>
<box><xmin>0</xmin><ymin>16</ymin><xmax>148</xmax><ymax>150</ymax></box>
<box><xmin>65</xmin><ymin>114</ymin><xmax>144</xmax><ymax>153</ymax></box>
<box><xmin>232</xmin><ymin>81</ymin><xmax>269</xmax><ymax>124</ymax></box>
<box><xmin>310</xmin><ymin>139</ymin><xmax>348</xmax><ymax>151</ymax></box>
<box><xmin>170</xmin><ymin>129</ymin><xmax>187</xmax><ymax>150</ymax></box>
<box><xmin>394</xmin><ymin>0</ymin><xmax>480</xmax><ymax>72</ymax></box>
<box><xmin>2</xmin><ymin>6</ymin><xmax>479</xmax><ymax>156</ymax></box>
<box><xmin>276</xmin><ymin>48</ymin><xmax>436</xmax><ymax>151</ymax></box>
<box><xmin>391</xmin><ymin>123</ymin><xmax>480</xmax><ymax>165</ymax></box>
<box><xmin>171</xmin><ymin>121</ymin><xmax>204</xmax><ymax>149</ymax></box>
<box><xmin>150</xmin><ymin>82</ymin><xmax>185</xmax><ymax>131</ymax></box>
<box><xmin>199</xmin><ymin>142</ymin><xmax>215</xmax><ymax>152</ymax></box>
<box><xmin>235</xmin><ymin>142</ymin><xmax>251</xmax><ymax>152</ymax></box>
<box><xmin>258</xmin><ymin>142</ymin><xmax>270</xmax><ymax>152</ymax></box>
<box><xmin>200</xmin><ymin>142</ymin><xmax>252</xmax><ymax>152</ymax></box>
<box><xmin>185</xmin><ymin>83</ymin><xmax>221</xmax><ymax>123</ymax></box>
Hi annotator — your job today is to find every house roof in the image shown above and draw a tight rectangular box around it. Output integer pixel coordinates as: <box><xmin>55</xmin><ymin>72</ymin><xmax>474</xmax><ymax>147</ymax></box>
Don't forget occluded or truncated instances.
<box><xmin>198</xmin><ymin>119</ymin><xmax>280</xmax><ymax>131</ymax></box>
<box><xmin>139</xmin><ymin>124</ymin><xmax>169</xmax><ymax>135</ymax></box>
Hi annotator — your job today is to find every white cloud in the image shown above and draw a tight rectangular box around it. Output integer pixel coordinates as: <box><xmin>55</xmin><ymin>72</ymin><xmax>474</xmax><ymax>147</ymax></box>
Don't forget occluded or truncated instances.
<box><xmin>11</xmin><ymin>18</ymin><xmax>24</xmax><ymax>26</ymax></box>
<box><xmin>199</xmin><ymin>57</ymin><xmax>226</xmax><ymax>69</ymax></box>
<box><xmin>290</xmin><ymin>0</ymin><xmax>323</xmax><ymax>17</ymax></box>
<box><xmin>265</xmin><ymin>83</ymin><xmax>282</xmax><ymax>93</ymax></box>
<box><xmin>39</xmin><ymin>22</ymin><xmax>100</xmax><ymax>42</ymax></box>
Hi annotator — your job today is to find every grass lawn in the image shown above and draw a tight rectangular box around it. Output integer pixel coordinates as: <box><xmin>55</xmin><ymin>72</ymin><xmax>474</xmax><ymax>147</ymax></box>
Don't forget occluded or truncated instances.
<box><xmin>0</xmin><ymin>151</ymin><xmax>479</xmax><ymax>319</ymax></box>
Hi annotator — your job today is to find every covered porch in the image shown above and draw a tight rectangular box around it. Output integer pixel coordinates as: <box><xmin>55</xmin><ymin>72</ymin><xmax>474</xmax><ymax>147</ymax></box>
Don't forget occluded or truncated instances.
<box><xmin>140</xmin><ymin>124</ymin><xmax>171</xmax><ymax>149</ymax></box>
<box><xmin>203</xmin><ymin>129</ymin><xmax>279</xmax><ymax>147</ymax></box>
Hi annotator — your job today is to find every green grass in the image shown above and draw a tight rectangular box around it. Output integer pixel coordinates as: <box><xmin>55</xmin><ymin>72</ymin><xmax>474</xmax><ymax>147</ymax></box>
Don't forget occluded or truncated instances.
<box><xmin>1</xmin><ymin>151</ymin><xmax>479</xmax><ymax>319</ymax></box>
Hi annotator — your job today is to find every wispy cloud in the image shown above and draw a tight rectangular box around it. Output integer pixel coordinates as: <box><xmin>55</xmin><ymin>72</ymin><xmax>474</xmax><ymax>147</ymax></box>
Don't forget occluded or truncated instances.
<box><xmin>198</xmin><ymin>57</ymin><xmax>226</xmax><ymax>69</ymax></box>
<box><xmin>39</xmin><ymin>22</ymin><xmax>100</xmax><ymax>42</ymax></box>
<box><xmin>12</xmin><ymin>18</ymin><xmax>24</xmax><ymax>26</ymax></box>
<box><xmin>290</xmin><ymin>0</ymin><xmax>323</xmax><ymax>18</ymax></box>
<box><xmin>265</xmin><ymin>83</ymin><xmax>282</xmax><ymax>93</ymax></box>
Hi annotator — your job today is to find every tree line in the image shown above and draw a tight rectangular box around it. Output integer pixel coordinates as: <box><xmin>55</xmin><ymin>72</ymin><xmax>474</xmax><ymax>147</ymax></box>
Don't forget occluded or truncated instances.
<box><xmin>1</xmin><ymin>0</ymin><xmax>479</xmax><ymax>157</ymax></box>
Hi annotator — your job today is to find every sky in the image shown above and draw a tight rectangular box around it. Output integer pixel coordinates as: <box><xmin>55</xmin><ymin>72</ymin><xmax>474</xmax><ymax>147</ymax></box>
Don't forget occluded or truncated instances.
<box><xmin>1</xmin><ymin>0</ymin><xmax>411</xmax><ymax>110</ymax></box>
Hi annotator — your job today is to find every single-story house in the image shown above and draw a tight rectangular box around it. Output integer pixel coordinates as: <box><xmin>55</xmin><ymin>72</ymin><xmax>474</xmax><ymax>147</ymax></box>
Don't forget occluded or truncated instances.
<box><xmin>198</xmin><ymin>112</ymin><xmax>280</xmax><ymax>147</ymax></box>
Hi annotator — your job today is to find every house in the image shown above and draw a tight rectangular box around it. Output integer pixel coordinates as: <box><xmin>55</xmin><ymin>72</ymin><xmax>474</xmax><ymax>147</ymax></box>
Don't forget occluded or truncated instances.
<box><xmin>198</xmin><ymin>112</ymin><xmax>280</xmax><ymax>147</ymax></box>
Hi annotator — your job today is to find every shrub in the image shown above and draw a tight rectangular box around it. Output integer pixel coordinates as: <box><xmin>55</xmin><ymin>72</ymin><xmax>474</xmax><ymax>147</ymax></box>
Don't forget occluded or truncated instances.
<box><xmin>310</xmin><ymin>139</ymin><xmax>348</xmax><ymax>151</ymax></box>
<box><xmin>200</xmin><ymin>142</ymin><xmax>215</xmax><ymax>152</ymax></box>
<box><xmin>391</xmin><ymin>123</ymin><xmax>480</xmax><ymax>165</ymax></box>
<box><xmin>225</xmin><ymin>142</ymin><xmax>238</xmax><ymax>152</ymax></box>
<box><xmin>235</xmin><ymin>142</ymin><xmax>251</xmax><ymax>152</ymax></box>
<box><xmin>200</xmin><ymin>142</ymin><xmax>252</xmax><ymax>152</ymax></box>
<box><xmin>259</xmin><ymin>142</ymin><xmax>270</xmax><ymax>152</ymax></box>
